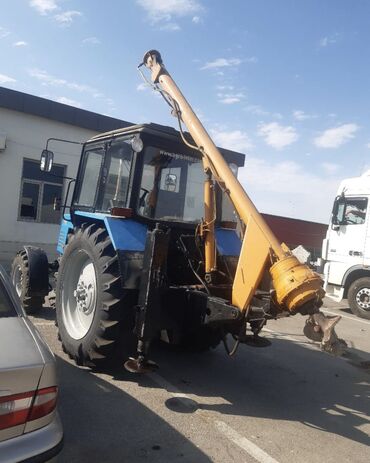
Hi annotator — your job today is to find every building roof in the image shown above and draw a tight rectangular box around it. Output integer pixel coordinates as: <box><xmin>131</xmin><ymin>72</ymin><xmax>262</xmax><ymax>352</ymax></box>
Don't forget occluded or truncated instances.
<box><xmin>0</xmin><ymin>86</ymin><xmax>133</xmax><ymax>133</ymax></box>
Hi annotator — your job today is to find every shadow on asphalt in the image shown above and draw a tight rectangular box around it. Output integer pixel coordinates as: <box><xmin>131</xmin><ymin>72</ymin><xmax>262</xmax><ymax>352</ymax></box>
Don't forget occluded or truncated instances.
<box><xmin>339</xmin><ymin>307</ymin><xmax>354</xmax><ymax>315</ymax></box>
<box><xmin>30</xmin><ymin>305</ymin><xmax>56</xmax><ymax>321</ymax></box>
<box><xmin>127</xmin><ymin>337</ymin><xmax>370</xmax><ymax>450</ymax></box>
<box><xmin>56</xmin><ymin>355</ymin><xmax>212</xmax><ymax>463</ymax></box>
<box><xmin>36</xmin><ymin>302</ymin><xmax>370</xmax><ymax>457</ymax></box>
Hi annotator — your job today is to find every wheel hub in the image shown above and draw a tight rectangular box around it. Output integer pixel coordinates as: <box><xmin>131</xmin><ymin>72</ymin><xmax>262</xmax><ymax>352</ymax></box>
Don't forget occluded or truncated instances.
<box><xmin>74</xmin><ymin>280</ymin><xmax>95</xmax><ymax>315</ymax></box>
<box><xmin>61</xmin><ymin>250</ymin><xmax>97</xmax><ymax>340</ymax></box>
<box><xmin>356</xmin><ymin>288</ymin><xmax>370</xmax><ymax>310</ymax></box>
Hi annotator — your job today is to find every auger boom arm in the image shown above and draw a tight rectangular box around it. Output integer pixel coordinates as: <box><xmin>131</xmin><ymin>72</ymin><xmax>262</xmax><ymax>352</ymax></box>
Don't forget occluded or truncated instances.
<box><xmin>142</xmin><ymin>50</ymin><xmax>321</xmax><ymax>312</ymax></box>
<box><xmin>141</xmin><ymin>49</ymin><xmax>345</xmax><ymax>355</ymax></box>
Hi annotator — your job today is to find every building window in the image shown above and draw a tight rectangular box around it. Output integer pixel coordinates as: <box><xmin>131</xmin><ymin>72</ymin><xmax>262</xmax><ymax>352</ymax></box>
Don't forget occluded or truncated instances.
<box><xmin>18</xmin><ymin>159</ymin><xmax>66</xmax><ymax>224</ymax></box>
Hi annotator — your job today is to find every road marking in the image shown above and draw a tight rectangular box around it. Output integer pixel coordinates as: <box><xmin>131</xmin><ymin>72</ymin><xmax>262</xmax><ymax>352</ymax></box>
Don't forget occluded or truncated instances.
<box><xmin>214</xmin><ymin>420</ymin><xmax>279</xmax><ymax>463</ymax></box>
<box><xmin>321</xmin><ymin>308</ymin><xmax>370</xmax><ymax>326</ymax></box>
<box><xmin>149</xmin><ymin>372</ymin><xmax>280</xmax><ymax>463</ymax></box>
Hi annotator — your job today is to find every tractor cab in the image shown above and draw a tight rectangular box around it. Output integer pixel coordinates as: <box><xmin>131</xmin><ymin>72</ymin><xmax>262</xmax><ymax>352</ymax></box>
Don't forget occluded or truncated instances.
<box><xmin>71</xmin><ymin>124</ymin><xmax>244</xmax><ymax>228</ymax></box>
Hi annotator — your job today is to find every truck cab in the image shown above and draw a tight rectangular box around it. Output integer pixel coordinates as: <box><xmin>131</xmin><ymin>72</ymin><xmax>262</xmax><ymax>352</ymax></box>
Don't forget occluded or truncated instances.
<box><xmin>323</xmin><ymin>170</ymin><xmax>370</xmax><ymax>319</ymax></box>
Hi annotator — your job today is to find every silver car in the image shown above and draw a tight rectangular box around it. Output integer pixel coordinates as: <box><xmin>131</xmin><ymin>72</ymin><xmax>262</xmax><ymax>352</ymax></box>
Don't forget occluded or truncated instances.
<box><xmin>0</xmin><ymin>266</ymin><xmax>63</xmax><ymax>462</ymax></box>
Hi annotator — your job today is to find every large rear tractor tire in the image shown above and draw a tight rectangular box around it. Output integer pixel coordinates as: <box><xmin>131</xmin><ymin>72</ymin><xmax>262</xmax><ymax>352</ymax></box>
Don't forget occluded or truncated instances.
<box><xmin>348</xmin><ymin>277</ymin><xmax>370</xmax><ymax>320</ymax></box>
<box><xmin>56</xmin><ymin>223</ymin><xmax>136</xmax><ymax>368</ymax></box>
<box><xmin>11</xmin><ymin>251</ymin><xmax>44</xmax><ymax>314</ymax></box>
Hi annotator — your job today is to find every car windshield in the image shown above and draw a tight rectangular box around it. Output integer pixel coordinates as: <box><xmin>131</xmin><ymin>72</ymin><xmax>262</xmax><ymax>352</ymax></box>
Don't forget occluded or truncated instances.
<box><xmin>0</xmin><ymin>280</ymin><xmax>16</xmax><ymax>317</ymax></box>
<box><xmin>138</xmin><ymin>146</ymin><xmax>205</xmax><ymax>223</ymax></box>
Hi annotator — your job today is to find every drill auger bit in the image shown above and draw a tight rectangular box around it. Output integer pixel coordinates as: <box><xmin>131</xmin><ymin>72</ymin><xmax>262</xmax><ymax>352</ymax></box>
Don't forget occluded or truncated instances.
<box><xmin>304</xmin><ymin>312</ymin><xmax>347</xmax><ymax>356</ymax></box>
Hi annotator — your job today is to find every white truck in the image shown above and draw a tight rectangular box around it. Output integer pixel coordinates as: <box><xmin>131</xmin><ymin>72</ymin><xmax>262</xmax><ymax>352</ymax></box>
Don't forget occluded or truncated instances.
<box><xmin>323</xmin><ymin>170</ymin><xmax>370</xmax><ymax>319</ymax></box>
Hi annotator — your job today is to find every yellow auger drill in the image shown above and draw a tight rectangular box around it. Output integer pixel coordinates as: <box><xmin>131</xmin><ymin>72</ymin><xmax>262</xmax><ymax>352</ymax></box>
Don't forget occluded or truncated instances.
<box><xmin>130</xmin><ymin>49</ymin><xmax>346</xmax><ymax>370</ymax></box>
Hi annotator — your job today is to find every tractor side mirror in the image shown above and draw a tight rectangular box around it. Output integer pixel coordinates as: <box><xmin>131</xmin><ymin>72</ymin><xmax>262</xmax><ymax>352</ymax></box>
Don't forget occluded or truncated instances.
<box><xmin>40</xmin><ymin>149</ymin><xmax>54</xmax><ymax>172</ymax></box>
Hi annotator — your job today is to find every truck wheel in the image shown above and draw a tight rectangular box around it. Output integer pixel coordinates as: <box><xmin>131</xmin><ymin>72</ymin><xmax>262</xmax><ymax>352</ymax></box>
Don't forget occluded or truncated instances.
<box><xmin>56</xmin><ymin>223</ymin><xmax>135</xmax><ymax>368</ymax></box>
<box><xmin>348</xmin><ymin>277</ymin><xmax>370</xmax><ymax>320</ymax></box>
<box><xmin>11</xmin><ymin>251</ymin><xmax>44</xmax><ymax>314</ymax></box>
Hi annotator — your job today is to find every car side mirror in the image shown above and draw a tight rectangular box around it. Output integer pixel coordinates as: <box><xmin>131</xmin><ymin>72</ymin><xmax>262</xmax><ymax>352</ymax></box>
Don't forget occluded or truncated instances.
<box><xmin>40</xmin><ymin>149</ymin><xmax>54</xmax><ymax>172</ymax></box>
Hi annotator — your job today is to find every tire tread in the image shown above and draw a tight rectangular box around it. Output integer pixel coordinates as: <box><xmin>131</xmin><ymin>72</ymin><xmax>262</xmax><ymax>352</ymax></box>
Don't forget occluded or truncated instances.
<box><xmin>56</xmin><ymin>223</ymin><xmax>135</xmax><ymax>367</ymax></box>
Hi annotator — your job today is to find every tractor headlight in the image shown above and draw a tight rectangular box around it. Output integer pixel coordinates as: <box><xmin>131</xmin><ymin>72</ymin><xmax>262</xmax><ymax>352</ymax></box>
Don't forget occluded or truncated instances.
<box><xmin>131</xmin><ymin>135</ymin><xmax>144</xmax><ymax>153</ymax></box>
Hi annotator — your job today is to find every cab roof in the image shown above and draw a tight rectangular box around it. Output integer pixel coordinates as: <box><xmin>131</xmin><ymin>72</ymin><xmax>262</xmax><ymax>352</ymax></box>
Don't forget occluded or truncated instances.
<box><xmin>338</xmin><ymin>170</ymin><xmax>370</xmax><ymax>196</ymax></box>
<box><xmin>88</xmin><ymin>123</ymin><xmax>245</xmax><ymax>168</ymax></box>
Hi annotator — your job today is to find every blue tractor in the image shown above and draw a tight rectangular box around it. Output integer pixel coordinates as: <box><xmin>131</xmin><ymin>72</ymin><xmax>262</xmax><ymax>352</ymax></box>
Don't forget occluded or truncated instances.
<box><xmin>12</xmin><ymin>123</ymin><xmax>246</xmax><ymax>371</ymax></box>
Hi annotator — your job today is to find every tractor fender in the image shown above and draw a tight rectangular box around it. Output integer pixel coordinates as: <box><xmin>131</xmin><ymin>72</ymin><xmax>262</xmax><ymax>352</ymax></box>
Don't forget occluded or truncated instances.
<box><xmin>57</xmin><ymin>215</ymin><xmax>73</xmax><ymax>254</ymax></box>
<box><xmin>70</xmin><ymin>212</ymin><xmax>148</xmax><ymax>290</ymax></box>
<box><xmin>22</xmin><ymin>246</ymin><xmax>49</xmax><ymax>295</ymax></box>
<box><xmin>73</xmin><ymin>211</ymin><xmax>148</xmax><ymax>252</ymax></box>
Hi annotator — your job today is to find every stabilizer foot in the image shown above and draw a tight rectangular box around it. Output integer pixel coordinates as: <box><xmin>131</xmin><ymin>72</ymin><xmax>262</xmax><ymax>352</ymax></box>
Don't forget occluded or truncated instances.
<box><xmin>303</xmin><ymin>318</ymin><xmax>324</xmax><ymax>342</ymax></box>
<box><xmin>124</xmin><ymin>357</ymin><xmax>159</xmax><ymax>374</ymax></box>
<box><xmin>304</xmin><ymin>312</ymin><xmax>347</xmax><ymax>356</ymax></box>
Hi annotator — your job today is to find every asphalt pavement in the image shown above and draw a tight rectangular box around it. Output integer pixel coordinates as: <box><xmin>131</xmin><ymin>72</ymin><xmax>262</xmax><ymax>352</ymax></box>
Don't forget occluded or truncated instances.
<box><xmin>30</xmin><ymin>298</ymin><xmax>370</xmax><ymax>463</ymax></box>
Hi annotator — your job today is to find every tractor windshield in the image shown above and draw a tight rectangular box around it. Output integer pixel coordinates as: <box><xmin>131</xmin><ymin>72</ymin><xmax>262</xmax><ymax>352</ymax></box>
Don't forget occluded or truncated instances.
<box><xmin>138</xmin><ymin>146</ymin><xmax>205</xmax><ymax>223</ymax></box>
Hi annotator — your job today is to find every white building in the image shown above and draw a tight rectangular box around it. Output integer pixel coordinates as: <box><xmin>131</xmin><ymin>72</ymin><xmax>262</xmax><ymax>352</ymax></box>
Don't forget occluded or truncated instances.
<box><xmin>0</xmin><ymin>86</ymin><xmax>131</xmax><ymax>268</ymax></box>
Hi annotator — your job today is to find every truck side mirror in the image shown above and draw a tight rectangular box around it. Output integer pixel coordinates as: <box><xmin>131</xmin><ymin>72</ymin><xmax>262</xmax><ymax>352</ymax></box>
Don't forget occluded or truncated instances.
<box><xmin>40</xmin><ymin>149</ymin><xmax>54</xmax><ymax>172</ymax></box>
<box><xmin>331</xmin><ymin>194</ymin><xmax>346</xmax><ymax>228</ymax></box>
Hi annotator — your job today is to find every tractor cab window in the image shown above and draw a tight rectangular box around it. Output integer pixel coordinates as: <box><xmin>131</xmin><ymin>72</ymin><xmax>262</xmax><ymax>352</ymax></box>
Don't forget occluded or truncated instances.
<box><xmin>220</xmin><ymin>164</ymin><xmax>238</xmax><ymax>225</ymax></box>
<box><xmin>138</xmin><ymin>146</ymin><xmax>205</xmax><ymax>223</ymax></box>
<box><xmin>76</xmin><ymin>147</ymin><xmax>104</xmax><ymax>208</ymax></box>
<box><xmin>221</xmin><ymin>192</ymin><xmax>238</xmax><ymax>224</ymax></box>
<box><xmin>101</xmin><ymin>140</ymin><xmax>133</xmax><ymax>211</ymax></box>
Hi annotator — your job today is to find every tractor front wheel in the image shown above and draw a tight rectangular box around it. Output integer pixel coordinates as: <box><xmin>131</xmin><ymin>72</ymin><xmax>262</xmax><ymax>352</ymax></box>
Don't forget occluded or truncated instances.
<box><xmin>56</xmin><ymin>223</ymin><xmax>136</xmax><ymax>368</ymax></box>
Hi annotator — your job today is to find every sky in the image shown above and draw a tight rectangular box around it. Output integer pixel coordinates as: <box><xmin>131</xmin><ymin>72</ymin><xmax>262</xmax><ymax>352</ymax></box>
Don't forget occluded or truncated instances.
<box><xmin>1</xmin><ymin>0</ymin><xmax>370</xmax><ymax>224</ymax></box>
